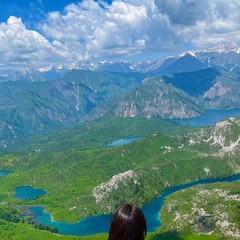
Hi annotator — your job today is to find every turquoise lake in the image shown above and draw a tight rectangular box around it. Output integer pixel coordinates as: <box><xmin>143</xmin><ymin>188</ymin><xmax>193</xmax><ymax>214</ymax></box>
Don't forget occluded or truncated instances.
<box><xmin>106</xmin><ymin>109</ymin><xmax>240</xmax><ymax>147</ymax></box>
<box><xmin>0</xmin><ymin>172</ymin><xmax>46</xmax><ymax>201</ymax></box>
<box><xmin>105</xmin><ymin>136</ymin><xmax>142</xmax><ymax>146</ymax></box>
<box><xmin>14</xmin><ymin>186</ymin><xmax>46</xmax><ymax>201</ymax></box>
<box><xmin>0</xmin><ymin>170</ymin><xmax>13</xmax><ymax>177</ymax></box>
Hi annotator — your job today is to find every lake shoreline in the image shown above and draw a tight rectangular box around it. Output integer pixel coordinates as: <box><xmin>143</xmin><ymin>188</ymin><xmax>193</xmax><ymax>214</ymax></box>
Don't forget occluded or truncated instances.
<box><xmin>169</xmin><ymin>108</ymin><xmax>240</xmax><ymax>126</ymax></box>
<box><xmin>15</xmin><ymin>173</ymin><xmax>240</xmax><ymax>236</ymax></box>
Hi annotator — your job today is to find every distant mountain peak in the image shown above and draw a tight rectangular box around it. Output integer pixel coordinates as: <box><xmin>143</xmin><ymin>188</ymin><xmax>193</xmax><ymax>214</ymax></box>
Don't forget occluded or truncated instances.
<box><xmin>198</xmin><ymin>43</ymin><xmax>240</xmax><ymax>54</ymax></box>
<box><xmin>38</xmin><ymin>66</ymin><xmax>53</xmax><ymax>72</ymax></box>
<box><xmin>2</xmin><ymin>43</ymin><xmax>240</xmax><ymax>83</ymax></box>
<box><xmin>180</xmin><ymin>43</ymin><xmax>240</xmax><ymax>57</ymax></box>
<box><xmin>179</xmin><ymin>51</ymin><xmax>198</xmax><ymax>58</ymax></box>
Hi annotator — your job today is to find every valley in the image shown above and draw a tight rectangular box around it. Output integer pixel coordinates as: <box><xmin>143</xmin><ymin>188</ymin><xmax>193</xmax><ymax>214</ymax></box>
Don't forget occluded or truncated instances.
<box><xmin>0</xmin><ymin>44</ymin><xmax>239</xmax><ymax>239</ymax></box>
<box><xmin>0</xmin><ymin>114</ymin><xmax>239</xmax><ymax>239</ymax></box>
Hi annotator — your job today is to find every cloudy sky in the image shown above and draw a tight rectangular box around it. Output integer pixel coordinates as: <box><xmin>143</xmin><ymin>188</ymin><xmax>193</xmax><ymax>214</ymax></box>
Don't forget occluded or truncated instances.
<box><xmin>1</xmin><ymin>0</ymin><xmax>240</xmax><ymax>70</ymax></box>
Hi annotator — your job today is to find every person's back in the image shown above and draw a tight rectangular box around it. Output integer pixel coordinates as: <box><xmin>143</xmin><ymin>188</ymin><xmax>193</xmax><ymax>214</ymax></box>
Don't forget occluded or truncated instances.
<box><xmin>108</xmin><ymin>203</ymin><xmax>147</xmax><ymax>240</ymax></box>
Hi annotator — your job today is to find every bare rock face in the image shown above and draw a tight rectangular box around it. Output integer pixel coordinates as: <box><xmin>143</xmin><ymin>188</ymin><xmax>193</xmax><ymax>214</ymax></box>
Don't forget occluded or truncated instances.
<box><xmin>203</xmin><ymin>78</ymin><xmax>240</xmax><ymax>109</ymax></box>
<box><xmin>204</xmin><ymin>82</ymin><xmax>231</xmax><ymax>99</ymax></box>
<box><xmin>114</xmin><ymin>77</ymin><xmax>204</xmax><ymax>119</ymax></box>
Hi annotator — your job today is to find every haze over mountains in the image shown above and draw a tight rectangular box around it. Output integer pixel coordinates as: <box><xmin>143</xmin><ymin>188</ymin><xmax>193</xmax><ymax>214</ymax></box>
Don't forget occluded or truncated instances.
<box><xmin>1</xmin><ymin>43</ymin><xmax>240</xmax><ymax>145</ymax></box>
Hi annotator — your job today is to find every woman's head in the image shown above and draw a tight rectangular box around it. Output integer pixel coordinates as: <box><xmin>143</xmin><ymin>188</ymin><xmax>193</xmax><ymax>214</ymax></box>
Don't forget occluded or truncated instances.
<box><xmin>108</xmin><ymin>203</ymin><xmax>147</xmax><ymax>240</ymax></box>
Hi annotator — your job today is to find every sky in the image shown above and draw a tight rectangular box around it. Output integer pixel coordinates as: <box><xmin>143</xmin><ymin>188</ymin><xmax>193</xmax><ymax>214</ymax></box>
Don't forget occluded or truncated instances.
<box><xmin>1</xmin><ymin>0</ymin><xmax>240</xmax><ymax>70</ymax></box>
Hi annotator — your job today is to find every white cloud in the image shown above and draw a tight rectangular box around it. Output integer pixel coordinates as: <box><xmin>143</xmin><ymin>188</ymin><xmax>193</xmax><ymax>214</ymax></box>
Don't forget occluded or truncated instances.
<box><xmin>0</xmin><ymin>16</ymin><xmax>64</xmax><ymax>68</ymax></box>
<box><xmin>154</xmin><ymin>0</ymin><xmax>240</xmax><ymax>47</ymax></box>
<box><xmin>1</xmin><ymin>0</ymin><xmax>240</xmax><ymax>69</ymax></box>
<box><xmin>39</xmin><ymin>0</ymin><xmax>152</xmax><ymax>59</ymax></box>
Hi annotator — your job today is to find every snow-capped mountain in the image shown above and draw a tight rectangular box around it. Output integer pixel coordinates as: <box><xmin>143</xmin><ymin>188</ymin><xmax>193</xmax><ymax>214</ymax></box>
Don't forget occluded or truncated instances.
<box><xmin>172</xmin><ymin>43</ymin><xmax>240</xmax><ymax>72</ymax></box>
<box><xmin>1</xmin><ymin>43</ymin><xmax>240</xmax><ymax>82</ymax></box>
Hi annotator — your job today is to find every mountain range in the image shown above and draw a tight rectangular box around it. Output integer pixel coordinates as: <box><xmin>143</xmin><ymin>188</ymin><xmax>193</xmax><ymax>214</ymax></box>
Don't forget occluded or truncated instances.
<box><xmin>86</xmin><ymin>68</ymin><xmax>240</xmax><ymax>120</ymax></box>
<box><xmin>0</xmin><ymin>70</ymin><xmax>145</xmax><ymax>141</ymax></box>
<box><xmin>1</xmin><ymin>43</ymin><xmax>240</xmax><ymax>82</ymax></box>
<box><xmin>1</xmin><ymin>43</ymin><xmax>240</xmax><ymax>143</ymax></box>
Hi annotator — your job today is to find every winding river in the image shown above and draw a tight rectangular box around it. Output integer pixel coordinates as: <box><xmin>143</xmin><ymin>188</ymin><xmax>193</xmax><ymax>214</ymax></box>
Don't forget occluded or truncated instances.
<box><xmin>18</xmin><ymin>174</ymin><xmax>240</xmax><ymax>236</ymax></box>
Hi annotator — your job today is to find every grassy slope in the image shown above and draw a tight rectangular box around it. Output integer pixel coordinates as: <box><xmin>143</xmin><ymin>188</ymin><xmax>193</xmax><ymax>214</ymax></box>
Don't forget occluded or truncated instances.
<box><xmin>0</xmin><ymin>220</ymin><xmax>220</xmax><ymax>240</ymax></box>
<box><xmin>0</xmin><ymin>222</ymin><xmax>106</xmax><ymax>240</ymax></box>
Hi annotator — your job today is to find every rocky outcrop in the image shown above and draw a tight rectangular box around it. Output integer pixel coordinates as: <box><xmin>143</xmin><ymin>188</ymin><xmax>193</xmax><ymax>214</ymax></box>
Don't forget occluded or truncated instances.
<box><xmin>186</xmin><ymin>117</ymin><xmax>240</xmax><ymax>156</ymax></box>
<box><xmin>92</xmin><ymin>170</ymin><xmax>138</xmax><ymax>204</ymax></box>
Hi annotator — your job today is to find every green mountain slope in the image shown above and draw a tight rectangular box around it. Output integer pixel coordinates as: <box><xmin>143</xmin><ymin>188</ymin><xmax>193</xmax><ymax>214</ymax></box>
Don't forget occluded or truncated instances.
<box><xmin>1</xmin><ymin>116</ymin><xmax>188</xmax><ymax>152</ymax></box>
<box><xmin>1</xmin><ymin>67</ymin><xmax>240</xmax><ymax>143</ymax></box>
<box><xmin>160</xmin><ymin>181</ymin><xmax>240</xmax><ymax>240</ymax></box>
<box><xmin>0</xmin><ymin>70</ymin><xmax>145</xmax><ymax>140</ymax></box>
<box><xmin>0</xmin><ymin>117</ymin><xmax>239</xmax><ymax>239</ymax></box>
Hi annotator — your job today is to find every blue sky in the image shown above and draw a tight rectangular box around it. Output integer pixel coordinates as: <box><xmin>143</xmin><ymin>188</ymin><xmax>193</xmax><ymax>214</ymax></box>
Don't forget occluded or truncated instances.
<box><xmin>1</xmin><ymin>0</ymin><xmax>240</xmax><ymax>70</ymax></box>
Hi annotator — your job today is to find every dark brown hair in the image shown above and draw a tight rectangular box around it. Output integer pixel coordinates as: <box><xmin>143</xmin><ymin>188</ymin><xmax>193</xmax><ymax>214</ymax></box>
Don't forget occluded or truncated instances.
<box><xmin>108</xmin><ymin>203</ymin><xmax>147</xmax><ymax>240</ymax></box>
